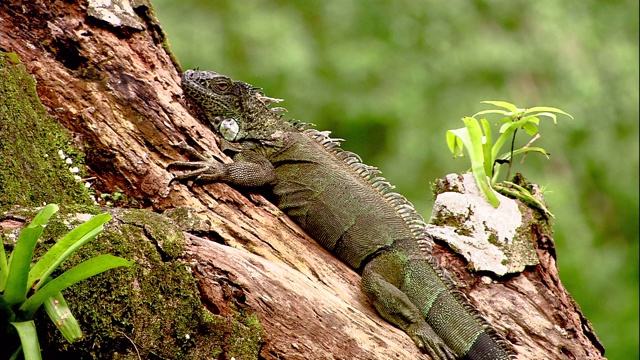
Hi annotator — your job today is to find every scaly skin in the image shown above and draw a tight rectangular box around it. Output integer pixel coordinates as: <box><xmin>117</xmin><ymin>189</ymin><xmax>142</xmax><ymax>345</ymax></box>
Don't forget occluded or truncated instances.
<box><xmin>169</xmin><ymin>69</ymin><xmax>512</xmax><ymax>360</ymax></box>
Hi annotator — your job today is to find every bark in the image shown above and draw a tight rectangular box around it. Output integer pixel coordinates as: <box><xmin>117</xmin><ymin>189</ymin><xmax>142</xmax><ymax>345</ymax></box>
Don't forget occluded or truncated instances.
<box><xmin>0</xmin><ymin>1</ymin><xmax>605</xmax><ymax>359</ymax></box>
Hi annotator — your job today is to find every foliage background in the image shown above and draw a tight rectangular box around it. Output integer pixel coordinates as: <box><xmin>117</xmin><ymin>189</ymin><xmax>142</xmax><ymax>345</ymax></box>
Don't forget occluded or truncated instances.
<box><xmin>152</xmin><ymin>1</ymin><xmax>638</xmax><ymax>358</ymax></box>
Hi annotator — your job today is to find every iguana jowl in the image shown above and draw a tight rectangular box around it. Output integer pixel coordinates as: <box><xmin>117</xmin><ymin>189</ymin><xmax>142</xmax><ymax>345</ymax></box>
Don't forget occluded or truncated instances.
<box><xmin>170</xmin><ymin>69</ymin><xmax>512</xmax><ymax>360</ymax></box>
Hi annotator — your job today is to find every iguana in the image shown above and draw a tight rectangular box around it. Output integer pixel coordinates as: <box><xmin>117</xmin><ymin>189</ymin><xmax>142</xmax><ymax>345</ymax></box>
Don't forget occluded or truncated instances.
<box><xmin>169</xmin><ymin>69</ymin><xmax>513</xmax><ymax>360</ymax></box>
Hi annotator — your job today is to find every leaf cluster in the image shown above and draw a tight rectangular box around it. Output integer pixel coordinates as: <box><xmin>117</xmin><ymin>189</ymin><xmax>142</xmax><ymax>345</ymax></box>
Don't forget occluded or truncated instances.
<box><xmin>446</xmin><ymin>101</ymin><xmax>572</xmax><ymax>214</ymax></box>
<box><xmin>0</xmin><ymin>204</ymin><xmax>132</xmax><ymax>360</ymax></box>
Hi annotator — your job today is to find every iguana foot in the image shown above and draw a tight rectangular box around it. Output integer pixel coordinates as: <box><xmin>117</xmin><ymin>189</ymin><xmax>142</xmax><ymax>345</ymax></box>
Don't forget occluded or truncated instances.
<box><xmin>172</xmin><ymin>140</ymin><xmax>213</xmax><ymax>161</ymax></box>
<box><xmin>408</xmin><ymin>322</ymin><xmax>457</xmax><ymax>360</ymax></box>
<box><xmin>167</xmin><ymin>141</ymin><xmax>223</xmax><ymax>182</ymax></box>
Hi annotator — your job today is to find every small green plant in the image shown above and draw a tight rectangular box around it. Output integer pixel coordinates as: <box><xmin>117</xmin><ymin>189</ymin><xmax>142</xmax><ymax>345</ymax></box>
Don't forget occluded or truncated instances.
<box><xmin>0</xmin><ymin>204</ymin><xmax>132</xmax><ymax>360</ymax></box>
<box><xmin>100</xmin><ymin>191</ymin><xmax>124</xmax><ymax>207</ymax></box>
<box><xmin>446</xmin><ymin>101</ymin><xmax>572</xmax><ymax>215</ymax></box>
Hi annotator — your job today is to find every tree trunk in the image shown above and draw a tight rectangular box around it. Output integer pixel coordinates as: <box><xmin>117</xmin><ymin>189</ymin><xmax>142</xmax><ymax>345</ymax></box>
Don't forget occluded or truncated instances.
<box><xmin>0</xmin><ymin>1</ymin><xmax>605</xmax><ymax>359</ymax></box>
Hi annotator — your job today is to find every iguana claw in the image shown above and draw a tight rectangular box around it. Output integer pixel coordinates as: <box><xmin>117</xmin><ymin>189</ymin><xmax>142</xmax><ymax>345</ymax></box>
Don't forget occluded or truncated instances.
<box><xmin>408</xmin><ymin>322</ymin><xmax>457</xmax><ymax>360</ymax></box>
<box><xmin>168</xmin><ymin>141</ymin><xmax>223</xmax><ymax>181</ymax></box>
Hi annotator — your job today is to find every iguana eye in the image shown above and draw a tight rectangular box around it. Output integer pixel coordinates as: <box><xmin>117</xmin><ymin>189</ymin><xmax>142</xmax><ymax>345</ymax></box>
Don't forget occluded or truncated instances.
<box><xmin>214</xmin><ymin>79</ymin><xmax>231</xmax><ymax>92</ymax></box>
<box><xmin>218</xmin><ymin>118</ymin><xmax>240</xmax><ymax>141</ymax></box>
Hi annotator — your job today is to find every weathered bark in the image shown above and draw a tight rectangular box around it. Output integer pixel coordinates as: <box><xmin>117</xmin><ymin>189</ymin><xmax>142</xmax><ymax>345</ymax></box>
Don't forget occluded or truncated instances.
<box><xmin>0</xmin><ymin>1</ymin><xmax>604</xmax><ymax>359</ymax></box>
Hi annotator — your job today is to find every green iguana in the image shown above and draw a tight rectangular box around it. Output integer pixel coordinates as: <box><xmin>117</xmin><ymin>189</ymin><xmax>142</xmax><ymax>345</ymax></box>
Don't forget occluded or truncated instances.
<box><xmin>169</xmin><ymin>69</ymin><xmax>513</xmax><ymax>360</ymax></box>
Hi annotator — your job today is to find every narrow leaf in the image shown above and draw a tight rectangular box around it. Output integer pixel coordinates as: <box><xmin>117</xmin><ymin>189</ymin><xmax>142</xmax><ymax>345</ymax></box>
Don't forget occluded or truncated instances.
<box><xmin>498</xmin><ymin>121</ymin><xmax>512</xmax><ymax>134</ymax></box>
<box><xmin>461</xmin><ymin>116</ymin><xmax>485</xmax><ymax>165</ymax></box>
<box><xmin>29</xmin><ymin>213</ymin><xmax>111</xmax><ymax>291</ymax></box>
<box><xmin>497</xmin><ymin>146</ymin><xmax>550</xmax><ymax>161</ymax></box>
<box><xmin>472</xmin><ymin>169</ymin><xmax>500</xmax><ymax>207</ymax></box>
<box><xmin>449</xmin><ymin>126</ymin><xmax>475</xmax><ymax>159</ymax></box>
<box><xmin>461</xmin><ymin>117</ymin><xmax>500</xmax><ymax>207</ymax></box>
<box><xmin>446</xmin><ymin>129</ymin><xmax>465</xmax><ymax>156</ymax></box>
<box><xmin>20</xmin><ymin>255</ymin><xmax>132</xmax><ymax>319</ymax></box>
<box><xmin>9</xmin><ymin>321</ymin><xmax>42</xmax><ymax>360</ymax></box>
<box><xmin>521</xmin><ymin>115</ymin><xmax>540</xmax><ymax>125</ymax></box>
<box><xmin>5</xmin><ymin>205</ymin><xmax>59</xmax><ymax>303</ymax></box>
<box><xmin>523</xmin><ymin>106</ymin><xmax>573</xmax><ymax>119</ymax></box>
<box><xmin>4</xmin><ymin>226</ymin><xmax>44</xmax><ymax>308</ymax></box>
<box><xmin>44</xmin><ymin>292</ymin><xmax>82</xmax><ymax>343</ymax></box>
<box><xmin>497</xmin><ymin>115</ymin><xmax>517</xmax><ymax>124</ymax></box>
<box><xmin>28</xmin><ymin>204</ymin><xmax>59</xmax><ymax>228</ymax></box>
<box><xmin>480</xmin><ymin>100</ymin><xmax>519</xmax><ymax>113</ymax></box>
<box><xmin>480</xmin><ymin>118</ymin><xmax>494</xmax><ymax>179</ymax></box>
<box><xmin>1</xmin><ymin>241</ymin><xmax>8</xmax><ymax>292</ymax></box>
<box><xmin>530</xmin><ymin>111</ymin><xmax>558</xmax><ymax>124</ymax></box>
<box><xmin>492</xmin><ymin>115</ymin><xmax>537</xmax><ymax>160</ymax></box>
<box><xmin>496</xmin><ymin>182</ymin><xmax>555</xmax><ymax>218</ymax></box>
<box><xmin>472</xmin><ymin>109</ymin><xmax>508</xmax><ymax>118</ymax></box>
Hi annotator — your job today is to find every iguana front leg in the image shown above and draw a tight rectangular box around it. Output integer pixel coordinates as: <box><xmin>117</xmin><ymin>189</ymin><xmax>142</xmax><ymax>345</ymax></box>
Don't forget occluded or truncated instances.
<box><xmin>168</xmin><ymin>141</ymin><xmax>276</xmax><ymax>187</ymax></box>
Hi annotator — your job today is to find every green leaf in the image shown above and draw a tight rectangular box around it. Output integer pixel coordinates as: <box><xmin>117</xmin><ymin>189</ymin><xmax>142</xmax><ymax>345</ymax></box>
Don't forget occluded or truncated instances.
<box><xmin>497</xmin><ymin>146</ymin><xmax>550</xmax><ymax>161</ymax></box>
<box><xmin>447</xmin><ymin>117</ymin><xmax>500</xmax><ymax>206</ymax></box>
<box><xmin>480</xmin><ymin>100</ymin><xmax>520</xmax><ymax>113</ymax></box>
<box><xmin>521</xmin><ymin>115</ymin><xmax>540</xmax><ymax>125</ymax></box>
<box><xmin>472</xmin><ymin>109</ymin><xmax>509</xmax><ymax>118</ymax></box>
<box><xmin>460</xmin><ymin>117</ymin><xmax>500</xmax><ymax>207</ymax></box>
<box><xmin>523</xmin><ymin>106</ymin><xmax>573</xmax><ymax>119</ymax></box>
<box><xmin>534</xmin><ymin>112</ymin><xmax>557</xmax><ymax>124</ymax></box>
<box><xmin>494</xmin><ymin>123</ymin><xmax>516</xmax><ymax>163</ymax></box>
<box><xmin>497</xmin><ymin>115</ymin><xmax>517</xmax><ymax>124</ymax></box>
<box><xmin>448</xmin><ymin>126</ymin><xmax>475</xmax><ymax>158</ymax></box>
<box><xmin>20</xmin><ymin>255</ymin><xmax>132</xmax><ymax>319</ymax></box>
<box><xmin>496</xmin><ymin>181</ymin><xmax>555</xmax><ymax>218</ymax></box>
<box><xmin>1</xmin><ymin>240</ymin><xmax>8</xmax><ymax>292</ymax></box>
<box><xmin>9</xmin><ymin>321</ymin><xmax>42</xmax><ymax>360</ymax></box>
<box><xmin>498</xmin><ymin>121</ymin><xmax>512</xmax><ymax>134</ymax></box>
<box><xmin>4</xmin><ymin>205</ymin><xmax>59</xmax><ymax>307</ymax></box>
<box><xmin>492</xmin><ymin>115</ymin><xmax>537</xmax><ymax>160</ymax></box>
<box><xmin>28</xmin><ymin>204</ymin><xmax>59</xmax><ymax>228</ymax></box>
<box><xmin>480</xmin><ymin>117</ymin><xmax>494</xmax><ymax>179</ymax></box>
<box><xmin>446</xmin><ymin>128</ymin><xmax>465</xmax><ymax>157</ymax></box>
<box><xmin>492</xmin><ymin>146</ymin><xmax>550</xmax><ymax>183</ymax></box>
<box><xmin>472</xmin><ymin>168</ymin><xmax>500</xmax><ymax>207</ymax></box>
<box><xmin>28</xmin><ymin>213</ymin><xmax>111</xmax><ymax>291</ymax></box>
<box><xmin>461</xmin><ymin>116</ymin><xmax>485</xmax><ymax>162</ymax></box>
<box><xmin>4</xmin><ymin>226</ymin><xmax>45</xmax><ymax>308</ymax></box>
<box><xmin>44</xmin><ymin>292</ymin><xmax>82</xmax><ymax>343</ymax></box>
<box><xmin>522</xmin><ymin>121</ymin><xmax>539</xmax><ymax>136</ymax></box>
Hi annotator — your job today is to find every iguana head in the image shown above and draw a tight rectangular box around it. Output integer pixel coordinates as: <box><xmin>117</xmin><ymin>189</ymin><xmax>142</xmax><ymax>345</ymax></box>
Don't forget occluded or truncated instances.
<box><xmin>181</xmin><ymin>69</ymin><xmax>288</xmax><ymax>143</ymax></box>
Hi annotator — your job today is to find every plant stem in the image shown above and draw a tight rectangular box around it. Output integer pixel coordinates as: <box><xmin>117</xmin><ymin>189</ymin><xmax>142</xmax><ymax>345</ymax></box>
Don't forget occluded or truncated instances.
<box><xmin>506</xmin><ymin>128</ymin><xmax>518</xmax><ymax>181</ymax></box>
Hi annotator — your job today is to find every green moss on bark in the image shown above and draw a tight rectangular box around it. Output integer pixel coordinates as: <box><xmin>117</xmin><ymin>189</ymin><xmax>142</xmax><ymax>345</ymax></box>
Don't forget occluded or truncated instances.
<box><xmin>0</xmin><ymin>54</ymin><xmax>263</xmax><ymax>360</ymax></box>
<box><xmin>0</xmin><ymin>55</ymin><xmax>93</xmax><ymax>210</ymax></box>
<box><xmin>22</xmin><ymin>209</ymin><xmax>263</xmax><ymax>360</ymax></box>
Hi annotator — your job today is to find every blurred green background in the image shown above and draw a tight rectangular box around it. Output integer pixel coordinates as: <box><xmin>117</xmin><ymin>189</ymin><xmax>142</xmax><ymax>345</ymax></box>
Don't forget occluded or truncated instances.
<box><xmin>152</xmin><ymin>0</ymin><xmax>638</xmax><ymax>358</ymax></box>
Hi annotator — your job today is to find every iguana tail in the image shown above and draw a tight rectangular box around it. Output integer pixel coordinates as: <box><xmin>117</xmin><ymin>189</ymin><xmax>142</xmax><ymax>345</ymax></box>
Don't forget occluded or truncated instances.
<box><xmin>362</xmin><ymin>239</ymin><xmax>511</xmax><ymax>360</ymax></box>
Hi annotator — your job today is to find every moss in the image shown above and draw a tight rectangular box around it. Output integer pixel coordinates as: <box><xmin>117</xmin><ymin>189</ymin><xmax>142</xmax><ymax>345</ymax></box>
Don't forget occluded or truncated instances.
<box><xmin>486</xmin><ymin>231</ymin><xmax>500</xmax><ymax>247</ymax></box>
<box><xmin>15</xmin><ymin>208</ymin><xmax>264</xmax><ymax>359</ymax></box>
<box><xmin>117</xmin><ymin>209</ymin><xmax>185</xmax><ymax>260</ymax></box>
<box><xmin>430</xmin><ymin>207</ymin><xmax>474</xmax><ymax>237</ymax></box>
<box><xmin>31</xmin><ymin>210</ymin><xmax>206</xmax><ymax>359</ymax></box>
<box><xmin>228</xmin><ymin>311</ymin><xmax>264</xmax><ymax>358</ymax></box>
<box><xmin>0</xmin><ymin>54</ymin><xmax>264</xmax><ymax>359</ymax></box>
<box><xmin>0</xmin><ymin>54</ymin><xmax>94</xmax><ymax>211</ymax></box>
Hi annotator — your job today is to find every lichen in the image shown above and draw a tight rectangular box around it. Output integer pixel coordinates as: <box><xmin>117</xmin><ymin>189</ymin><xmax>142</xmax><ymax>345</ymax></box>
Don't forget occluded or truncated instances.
<box><xmin>426</xmin><ymin>173</ymin><xmax>540</xmax><ymax>276</ymax></box>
